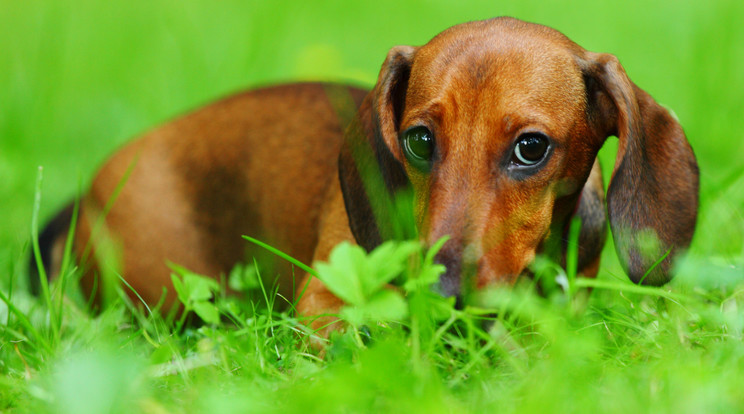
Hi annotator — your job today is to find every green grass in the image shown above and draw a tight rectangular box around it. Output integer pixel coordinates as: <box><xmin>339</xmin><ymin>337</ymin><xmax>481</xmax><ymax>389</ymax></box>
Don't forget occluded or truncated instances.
<box><xmin>2</xmin><ymin>0</ymin><xmax>744</xmax><ymax>412</ymax></box>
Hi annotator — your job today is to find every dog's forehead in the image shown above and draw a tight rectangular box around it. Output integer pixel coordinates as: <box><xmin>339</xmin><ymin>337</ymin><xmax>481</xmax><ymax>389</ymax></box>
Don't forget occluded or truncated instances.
<box><xmin>405</xmin><ymin>18</ymin><xmax>586</xmax><ymax>130</ymax></box>
<box><xmin>417</xmin><ymin>17</ymin><xmax>583</xmax><ymax>71</ymax></box>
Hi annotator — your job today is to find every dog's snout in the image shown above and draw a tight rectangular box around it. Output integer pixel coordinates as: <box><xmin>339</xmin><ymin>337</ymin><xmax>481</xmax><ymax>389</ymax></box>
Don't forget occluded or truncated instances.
<box><xmin>433</xmin><ymin>248</ymin><xmax>463</xmax><ymax>308</ymax></box>
<box><xmin>435</xmin><ymin>259</ymin><xmax>459</xmax><ymax>296</ymax></box>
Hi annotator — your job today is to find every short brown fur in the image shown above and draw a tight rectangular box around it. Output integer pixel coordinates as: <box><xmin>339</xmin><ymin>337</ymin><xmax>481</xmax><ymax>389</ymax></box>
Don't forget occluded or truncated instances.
<box><xmin>37</xmin><ymin>18</ymin><xmax>698</xmax><ymax>334</ymax></box>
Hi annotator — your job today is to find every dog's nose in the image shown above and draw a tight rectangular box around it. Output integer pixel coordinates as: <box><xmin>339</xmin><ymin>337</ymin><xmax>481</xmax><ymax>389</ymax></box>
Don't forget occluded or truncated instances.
<box><xmin>435</xmin><ymin>261</ymin><xmax>459</xmax><ymax>297</ymax></box>
<box><xmin>433</xmin><ymin>251</ymin><xmax>463</xmax><ymax>309</ymax></box>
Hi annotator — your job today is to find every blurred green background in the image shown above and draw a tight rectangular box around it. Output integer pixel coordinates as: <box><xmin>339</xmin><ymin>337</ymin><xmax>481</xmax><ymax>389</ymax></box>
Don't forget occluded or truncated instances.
<box><xmin>1</xmin><ymin>0</ymin><xmax>743</xmax><ymax>277</ymax></box>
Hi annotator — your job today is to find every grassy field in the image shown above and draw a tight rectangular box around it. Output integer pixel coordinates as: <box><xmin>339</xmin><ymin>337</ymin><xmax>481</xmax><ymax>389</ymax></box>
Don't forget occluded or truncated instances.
<box><xmin>2</xmin><ymin>0</ymin><xmax>744</xmax><ymax>412</ymax></box>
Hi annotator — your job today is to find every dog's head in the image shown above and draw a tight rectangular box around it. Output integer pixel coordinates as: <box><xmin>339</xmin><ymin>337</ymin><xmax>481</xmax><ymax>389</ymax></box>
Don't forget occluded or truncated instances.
<box><xmin>339</xmin><ymin>17</ymin><xmax>698</xmax><ymax>299</ymax></box>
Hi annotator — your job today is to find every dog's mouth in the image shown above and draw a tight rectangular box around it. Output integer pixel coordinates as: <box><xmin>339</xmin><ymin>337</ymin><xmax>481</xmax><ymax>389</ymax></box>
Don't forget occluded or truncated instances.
<box><xmin>432</xmin><ymin>253</ymin><xmax>530</xmax><ymax>310</ymax></box>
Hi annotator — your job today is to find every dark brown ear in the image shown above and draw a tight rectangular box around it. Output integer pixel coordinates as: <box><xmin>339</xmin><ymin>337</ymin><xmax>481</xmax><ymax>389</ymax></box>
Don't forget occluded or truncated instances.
<box><xmin>338</xmin><ymin>46</ymin><xmax>417</xmax><ymax>252</ymax></box>
<box><xmin>572</xmin><ymin>160</ymin><xmax>608</xmax><ymax>276</ymax></box>
<box><xmin>582</xmin><ymin>53</ymin><xmax>699</xmax><ymax>285</ymax></box>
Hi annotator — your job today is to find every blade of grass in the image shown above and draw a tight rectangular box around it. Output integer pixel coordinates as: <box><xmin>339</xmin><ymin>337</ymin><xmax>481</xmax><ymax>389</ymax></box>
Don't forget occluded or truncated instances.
<box><xmin>638</xmin><ymin>247</ymin><xmax>671</xmax><ymax>285</ymax></box>
<box><xmin>574</xmin><ymin>277</ymin><xmax>688</xmax><ymax>302</ymax></box>
<box><xmin>55</xmin><ymin>194</ymin><xmax>80</xmax><ymax>336</ymax></box>
<box><xmin>242</xmin><ymin>235</ymin><xmax>318</xmax><ymax>278</ymax></box>
<box><xmin>252</xmin><ymin>258</ymin><xmax>281</xmax><ymax>359</ymax></box>
<box><xmin>30</xmin><ymin>166</ymin><xmax>59</xmax><ymax>343</ymax></box>
<box><xmin>566</xmin><ymin>216</ymin><xmax>581</xmax><ymax>297</ymax></box>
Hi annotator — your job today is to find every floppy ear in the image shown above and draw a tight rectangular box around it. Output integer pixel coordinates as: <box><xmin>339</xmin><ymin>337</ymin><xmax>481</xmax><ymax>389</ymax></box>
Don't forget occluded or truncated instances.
<box><xmin>337</xmin><ymin>45</ymin><xmax>417</xmax><ymax>252</ymax></box>
<box><xmin>582</xmin><ymin>53</ymin><xmax>699</xmax><ymax>285</ymax></box>
<box><xmin>571</xmin><ymin>159</ymin><xmax>608</xmax><ymax>276</ymax></box>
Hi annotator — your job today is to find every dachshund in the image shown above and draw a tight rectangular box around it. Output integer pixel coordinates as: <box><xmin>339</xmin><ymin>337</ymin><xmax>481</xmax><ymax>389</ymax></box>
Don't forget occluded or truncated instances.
<box><xmin>32</xmin><ymin>17</ymin><xmax>698</xmax><ymax>332</ymax></box>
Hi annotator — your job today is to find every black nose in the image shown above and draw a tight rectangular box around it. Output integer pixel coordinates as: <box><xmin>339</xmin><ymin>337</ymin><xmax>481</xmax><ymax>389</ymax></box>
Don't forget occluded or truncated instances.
<box><xmin>433</xmin><ymin>250</ymin><xmax>463</xmax><ymax>309</ymax></box>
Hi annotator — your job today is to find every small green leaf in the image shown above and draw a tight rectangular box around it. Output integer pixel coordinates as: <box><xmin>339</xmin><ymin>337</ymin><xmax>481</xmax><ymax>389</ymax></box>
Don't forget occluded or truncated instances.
<box><xmin>363</xmin><ymin>289</ymin><xmax>408</xmax><ymax>321</ymax></box>
<box><xmin>424</xmin><ymin>236</ymin><xmax>449</xmax><ymax>266</ymax></box>
<box><xmin>169</xmin><ymin>263</ymin><xmax>219</xmax><ymax>303</ymax></box>
<box><xmin>341</xmin><ymin>290</ymin><xmax>408</xmax><ymax>326</ymax></box>
<box><xmin>340</xmin><ymin>306</ymin><xmax>366</xmax><ymax>327</ymax></box>
<box><xmin>315</xmin><ymin>242</ymin><xmax>368</xmax><ymax>305</ymax></box>
<box><xmin>170</xmin><ymin>273</ymin><xmax>188</xmax><ymax>306</ymax></box>
<box><xmin>404</xmin><ymin>264</ymin><xmax>446</xmax><ymax>292</ymax></box>
<box><xmin>364</xmin><ymin>241</ymin><xmax>420</xmax><ymax>295</ymax></box>
<box><xmin>192</xmin><ymin>301</ymin><xmax>221</xmax><ymax>325</ymax></box>
<box><xmin>188</xmin><ymin>276</ymin><xmax>216</xmax><ymax>302</ymax></box>
<box><xmin>315</xmin><ymin>240</ymin><xmax>423</xmax><ymax>307</ymax></box>
<box><xmin>420</xmin><ymin>291</ymin><xmax>455</xmax><ymax>321</ymax></box>
<box><xmin>403</xmin><ymin>237</ymin><xmax>448</xmax><ymax>293</ymax></box>
<box><xmin>228</xmin><ymin>263</ymin><xmax>261</xmax><ymax>292</ymax></box>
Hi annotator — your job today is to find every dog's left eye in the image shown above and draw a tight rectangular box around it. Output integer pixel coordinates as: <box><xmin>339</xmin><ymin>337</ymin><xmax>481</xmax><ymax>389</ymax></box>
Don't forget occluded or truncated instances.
<box><xmin>513</xmin><ymin>134</ymin><xmax>549</xmax><ymax>166</ymax></box>
<box><xmin>402</xmin><ymin>126</ymin><xmax>435</xmax><ymax>172</ymax></box>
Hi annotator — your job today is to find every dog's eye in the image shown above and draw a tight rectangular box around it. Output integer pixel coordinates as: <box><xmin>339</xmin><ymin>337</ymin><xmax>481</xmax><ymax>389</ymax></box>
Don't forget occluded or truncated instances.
<box><xmin>513</xmin><ymin>134</ymin><xmax>549</xmax><ymax>166</ymax></box>
<box><xmin>402</xmin><ymin>126</ymin><xmax>434</xmax><ymax>171</ymax></box>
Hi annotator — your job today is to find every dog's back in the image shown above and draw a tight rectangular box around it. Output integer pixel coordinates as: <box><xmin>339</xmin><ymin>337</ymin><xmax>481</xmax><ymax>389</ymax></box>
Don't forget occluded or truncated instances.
<box><xmin>35</xmin><ymin>82</ymin><xmax>368</xmax><ymax>309</ymax></box>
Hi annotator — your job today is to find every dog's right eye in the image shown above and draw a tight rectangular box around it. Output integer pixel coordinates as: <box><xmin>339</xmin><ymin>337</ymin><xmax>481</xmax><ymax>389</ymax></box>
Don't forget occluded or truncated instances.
<box><xmin>512</xmin><ymin>134</ymin><xmax>550</xmax><ymax>166</ymax></box>
<box><xmin>402</xmin><ymin>126</ymin><xmax>435</xmax><ymax>172</ymax></box>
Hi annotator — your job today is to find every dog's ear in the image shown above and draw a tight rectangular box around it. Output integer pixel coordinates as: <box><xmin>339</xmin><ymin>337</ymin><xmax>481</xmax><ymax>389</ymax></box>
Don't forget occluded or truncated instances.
<box><xmin>581</xmin><ymin>52</ymin><xmax>699</xmax><ymax>285</ymax></box>
<box><xmin>338</xmin><ymin>46</ymin><xmax>417</xmax><ymax>252</ymax></box>
<box><xmin>571</xmin><ymin>160</ymin><xmax>608</xmax><ymax>275</ymax></box>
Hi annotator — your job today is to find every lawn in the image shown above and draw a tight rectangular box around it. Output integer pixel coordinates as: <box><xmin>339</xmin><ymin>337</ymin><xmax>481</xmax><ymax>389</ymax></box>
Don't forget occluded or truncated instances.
<box><xmin>1</xmin><ymin>0</ymin><xmax>744</xmax><ymax>412</ymax></box>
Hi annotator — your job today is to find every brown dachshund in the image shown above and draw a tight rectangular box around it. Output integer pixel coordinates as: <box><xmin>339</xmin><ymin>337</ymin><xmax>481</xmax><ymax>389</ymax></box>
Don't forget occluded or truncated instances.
<box><xmin>33</xmin><ymin>17</ymin><xmax>698</xmax><ymax>330</ymax></box>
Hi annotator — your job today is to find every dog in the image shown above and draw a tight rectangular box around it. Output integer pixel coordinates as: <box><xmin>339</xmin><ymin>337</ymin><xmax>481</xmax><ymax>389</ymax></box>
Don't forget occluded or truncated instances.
<box><xmin>32</xmin><ymin>17</ymin><xmax>698</xmax><ymax>332</ymax></box>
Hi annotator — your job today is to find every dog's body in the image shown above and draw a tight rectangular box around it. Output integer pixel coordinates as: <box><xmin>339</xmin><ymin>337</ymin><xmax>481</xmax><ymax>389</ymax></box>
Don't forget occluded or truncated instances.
<box><xmin>35</xmin><ymin>18</ymin><xmax>698</xmax><ymax>329</ymax></box>
<box><xmin>38</xmin><ymin>83</ymin><xmax>368</xmax><ymax>312</ymax></box>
